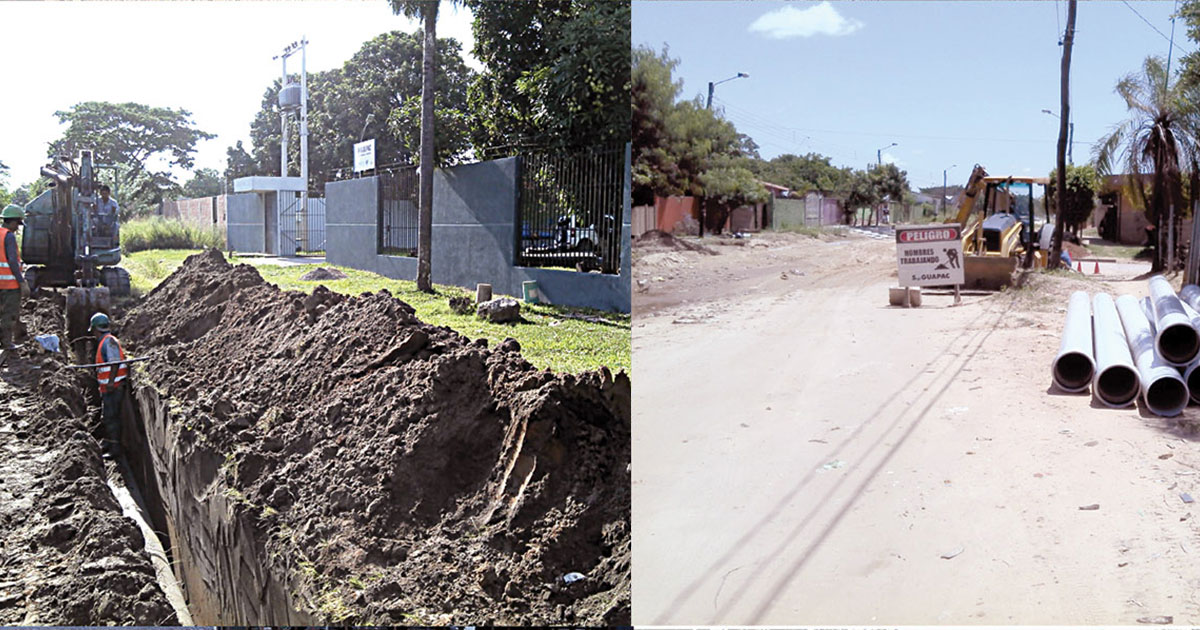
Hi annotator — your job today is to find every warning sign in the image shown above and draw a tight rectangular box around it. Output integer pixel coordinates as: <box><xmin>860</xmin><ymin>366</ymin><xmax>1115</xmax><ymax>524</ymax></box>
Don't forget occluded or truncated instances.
<box><xmin>895</xmin><ymin>223</ymin><xmax>964</xmax><ymax>287</ymax></box>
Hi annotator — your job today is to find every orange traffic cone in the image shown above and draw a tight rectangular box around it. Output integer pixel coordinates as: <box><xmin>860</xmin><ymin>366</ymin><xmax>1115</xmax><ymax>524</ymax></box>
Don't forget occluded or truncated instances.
<box><xmin>1094</xmin><ymin>261</ymin><xmax>1101</xmax><ymax>274</ymax></box>
<box><xmin>1077</xmin><ymin>261</ymin><xmax>1083</xmax><ymax>272</ymax></box>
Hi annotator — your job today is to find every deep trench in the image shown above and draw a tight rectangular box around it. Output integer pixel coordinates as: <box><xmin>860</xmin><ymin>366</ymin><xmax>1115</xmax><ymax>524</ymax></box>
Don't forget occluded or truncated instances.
<box><xmin>105</xmin><ymin>381</ymin><xmax>315</xmax><ymax>625</ymax></box>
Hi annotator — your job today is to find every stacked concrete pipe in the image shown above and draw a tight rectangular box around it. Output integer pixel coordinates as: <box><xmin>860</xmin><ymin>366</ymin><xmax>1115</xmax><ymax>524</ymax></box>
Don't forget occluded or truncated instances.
<box><xmin>1116</xmin><ymin>294</ymin><xmax>1190</xmax><ymax>416</ymax></box>
<box><xmin>1091</xmin><ymin>293</ymin><xmax>1140</xmax><ymax>407</ymax></box>
<box><xmin>1052</xmin><ymin>291</ymin><xmax>1095</xmax><ymax>393</ymax></box>
<box><xmin>1148</xmin><ymin>275</ymin><xmax>1200</xmax><ymax>366</ymax></box>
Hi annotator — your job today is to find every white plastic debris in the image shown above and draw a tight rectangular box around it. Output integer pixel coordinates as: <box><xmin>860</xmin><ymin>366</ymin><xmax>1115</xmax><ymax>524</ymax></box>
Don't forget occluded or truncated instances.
<box><xmin>35</xmin><ymin>334</ymin><xmax>59</xmax><ymax>353</ymax></box>
<box><xmin>562</xmin><ymin>572</ymin><xmax>585</xmax><ymax>584</ymax></box>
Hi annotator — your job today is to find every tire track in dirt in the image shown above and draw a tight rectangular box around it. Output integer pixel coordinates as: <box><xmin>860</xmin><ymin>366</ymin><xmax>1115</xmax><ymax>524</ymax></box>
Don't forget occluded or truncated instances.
<box><xmin>715</xmin><ymin>292</ymin><xmax>1014</xmax><ymax>624</ymax></box>
<box><xmin>638</xmin><ymin>277</ymin><xmax>1009</xmax><ymax>624</ymax></box>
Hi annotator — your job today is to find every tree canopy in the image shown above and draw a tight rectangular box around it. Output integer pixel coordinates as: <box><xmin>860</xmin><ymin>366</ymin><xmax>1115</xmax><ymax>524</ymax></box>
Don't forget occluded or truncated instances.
<box><xmin>1095</xmin><ymin>55</ymin><xmax>1200</xmax><ymax>270</ymax></box>
<box><xmin>750</xmin><ymin>153</ymin><xmax>852</xmax><ymax>195</ymax></box>
<box><xmin>182</xmin><ymin>168</ymin><xmax>224</xmax><ymax>199</ymax></box>
<box><xmin>50</xmin><ymin>101</ymin><xmax>214</xmax><ymax>218</ymax></box>
<box><xmin>466</xmin><ymin>0</ymin><xmax>630</xmax><ymax>159</ymax></box>
<box><xmin>1047</xmin><ymin>164</ymin><xmax>1100</xmax><ymax>237</ymax></box>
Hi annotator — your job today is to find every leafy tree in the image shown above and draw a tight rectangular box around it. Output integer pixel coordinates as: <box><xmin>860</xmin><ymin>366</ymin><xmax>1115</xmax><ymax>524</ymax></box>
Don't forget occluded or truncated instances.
<box><xmin>632</xmin><ymin>45</ymin><xmax>683</xmax><ymax>205</ymax></box>
<box><xmin>1095</xmin><ymin>56</ymin><xmax>1200</xmax><ymax>271</ymax></box>
<box><xmin>49</xmin><ymin>101</ymin><xmax>214</xmax><ymax>218</ymax></box>
<box><xmin>224</xmin><ymin>140</ymin><xmax>259</xmax><ymax>187</ymax></box>
<box><xmin>752</xmin><ymin>153</ymin><xmax>852</xmax><ymax>195</ymax></box>
<box><xmin>699</xmin><ymin>156</ymin><xmax>768</xmax><ymax>234</ymax></box>
<box><xmin>0</xmin><ymin>160</ymin><xmax>8</xmax><ymax>207</ymax></box>
<box><xmin>842</xmin><ymin>169</ymin><xmax>879</xmax><ymax>225</ymax></box>
<box><xmin>466</xmin><ymin>0</ymin><xmax>629</xmax><ymax>158</ymax></box>
<box><xmin>1046</xmin><ymin>164</ymin><xmax>1100</xmax><ymax>237</ymax></box>
<box><xmin>182</xmin><ymin>168</ymin><xmax>224</xmax><ymax>198</ymax></box>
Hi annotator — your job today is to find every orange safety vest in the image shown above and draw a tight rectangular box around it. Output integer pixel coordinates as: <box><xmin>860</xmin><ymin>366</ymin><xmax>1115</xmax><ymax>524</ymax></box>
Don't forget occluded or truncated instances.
<box><xmin>96</xmin><ymin>333</ymin><xmax>128</xmax><ymax>393</ymax></box>
<box><xmin>0</xmin><ymin>227</ymin><xmax>20</xmax><ymax>290</ymax></box>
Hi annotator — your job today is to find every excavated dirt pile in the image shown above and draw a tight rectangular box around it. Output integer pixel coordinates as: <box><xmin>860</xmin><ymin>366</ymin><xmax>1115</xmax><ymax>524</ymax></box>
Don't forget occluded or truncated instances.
<box><xmin>123</xmin><ymin>250</ymin><xmax>631</xmax><ymax>624</ymax></box>
<box><xmin>0</xmin><ymin>292</ymin><xmax>177</xmax><ymax>624</ymax></box>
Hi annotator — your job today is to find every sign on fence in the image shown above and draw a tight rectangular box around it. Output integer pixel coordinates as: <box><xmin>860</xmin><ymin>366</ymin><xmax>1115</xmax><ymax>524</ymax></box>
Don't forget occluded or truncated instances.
<box><xmin>895</xmin><ymin>223</ymin><xmax>963</xmax><ymax>286</ymax></box>
<box><xmin>354</xmin><ymin>139</ymin><xmax>376</xmax><ymax>173</ymax></box>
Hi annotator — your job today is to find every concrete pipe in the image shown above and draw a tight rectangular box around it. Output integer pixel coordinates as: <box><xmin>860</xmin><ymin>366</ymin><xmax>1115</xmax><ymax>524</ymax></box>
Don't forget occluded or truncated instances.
<box><xmin>1052</xmin><ymin>291</ymin><xmax>1095</xmax><ymax>393</ymax></box>
<box><xmin>1148</xmin><ymin>275</ymin><xmax>1200</xmax><ymax>366</ymax></box>
<box><xmin>1091</xmin><ymin>293</ymin><xmax>1140</xmax><ymax>407</ymax></box>
<box><xmin>1116</xmin><ymin>294</ymin><xmax>1190</xmax><ymax>416</ymax></box>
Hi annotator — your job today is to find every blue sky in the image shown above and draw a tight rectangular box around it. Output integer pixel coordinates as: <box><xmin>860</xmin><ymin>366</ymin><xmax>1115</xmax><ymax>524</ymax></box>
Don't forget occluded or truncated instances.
<box><xmin>633</xmin><ymin>0</ymin><xmax>1190</xmax><ymax>190</ymax></box>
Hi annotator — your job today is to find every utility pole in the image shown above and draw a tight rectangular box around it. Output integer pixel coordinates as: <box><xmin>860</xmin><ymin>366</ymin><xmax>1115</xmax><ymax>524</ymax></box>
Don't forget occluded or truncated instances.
<box><xmin>943</xmin><ymin>164</ymin><xmax>956</xmax><ymax>221</ymax></box>
<box><xmin>1049</xmin><ymin>0</ymin><xmax>1076</xmax><ymax>270</ymax></box>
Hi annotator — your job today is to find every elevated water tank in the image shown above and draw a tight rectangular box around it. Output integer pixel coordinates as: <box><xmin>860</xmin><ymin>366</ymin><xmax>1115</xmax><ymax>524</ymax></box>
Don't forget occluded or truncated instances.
<box><xmin>279</xmin><ymin>83</ymin><xmax>301</xmax><ymax>110</ymax></box>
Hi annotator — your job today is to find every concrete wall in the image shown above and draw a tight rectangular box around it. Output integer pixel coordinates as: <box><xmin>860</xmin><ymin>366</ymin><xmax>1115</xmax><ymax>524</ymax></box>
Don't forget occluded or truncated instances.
<box><xmin>326</xmin><ymin>155</ymin><xmax>631</xmax><ymax>313</ymax></box>
<box><xmin>227</xmin><ymin>193</ymin><xmax>266</xmax><ymax>253</ymax></box>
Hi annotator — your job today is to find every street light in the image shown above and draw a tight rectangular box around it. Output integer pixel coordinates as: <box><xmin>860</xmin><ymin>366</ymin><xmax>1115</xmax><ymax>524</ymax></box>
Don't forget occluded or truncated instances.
<box><xmin>1041</xmin><ymin>109</ymin><xmax>1074</xmax><ymax>164</ymax></box>
<box><xmin>943</xmin><ymin>164</ymin><xmax>957</xmax><ymax>220</ymax></box>
<box><xmin>877</xmin><ymin>142</ymin><xmax>897</xmax><ymax>167</ymax></box>
<box><xmin>360</xmin><ymin>112</ymin><xmax>375</xmax><ymax>142</ymax></box>
<box><xmin>707</xmin><ymin>73</ymin><xmax>749</xmax><ymax>110</ymax></box>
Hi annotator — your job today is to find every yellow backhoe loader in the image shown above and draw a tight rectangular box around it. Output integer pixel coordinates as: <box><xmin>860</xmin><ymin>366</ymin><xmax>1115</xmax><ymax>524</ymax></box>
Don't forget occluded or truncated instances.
<box><xmin>953</xmin><ymin>165</ymin><xmax>1053</xmax><ymax>289</ymax></box>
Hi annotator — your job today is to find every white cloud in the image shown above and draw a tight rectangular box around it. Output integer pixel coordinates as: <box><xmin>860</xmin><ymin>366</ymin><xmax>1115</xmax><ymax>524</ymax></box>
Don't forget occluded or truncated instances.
<box><xmin>881</xmin><ymin>152</ymin><xmax>901</xmax><ymax>166</ymax></box>
<box><xmin>748</xmin><ymin>2</ymin><xmax>864</xmax><ymax>39</ymax></box>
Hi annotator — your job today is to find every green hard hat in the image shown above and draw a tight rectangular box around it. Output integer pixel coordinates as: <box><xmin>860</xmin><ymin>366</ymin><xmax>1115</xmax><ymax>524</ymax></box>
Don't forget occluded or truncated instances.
<box><xmin>1</xmin><ymin>205</ymin><xmax>24</xmax><ymax>220</ymax></box>
<box><xmin>89</xmin><ymin>312</ymin><xmax>110</xmax><ymax>332</ymax></box>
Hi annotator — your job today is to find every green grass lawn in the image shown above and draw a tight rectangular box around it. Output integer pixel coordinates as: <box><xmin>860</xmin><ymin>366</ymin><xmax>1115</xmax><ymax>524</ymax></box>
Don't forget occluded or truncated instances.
<box><xmin>122</xmin><ymin>249</ymin><xmax>630</xmax><ymax>375</ymax></box>
<box><xmin>1084</xmin><ymin>242</ymin><xmax>1148</xmax><ymax>260</ymax></box>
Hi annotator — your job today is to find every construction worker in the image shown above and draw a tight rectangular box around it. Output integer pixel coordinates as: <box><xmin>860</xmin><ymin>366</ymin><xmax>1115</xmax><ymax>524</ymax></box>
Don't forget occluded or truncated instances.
<box><xmin>96</xmin><ymin>184</ymin><xmax>119</xmax><ymax>217</ymax></box>
<box><xmin>0</xmin><ymin>205</ymin><xmax>30</xmax><ymax>358</ymax></box>
<box><xmin>90</xmin><ymin>312</ymin><xmax>128</xmax><ymax>459</ymax></box>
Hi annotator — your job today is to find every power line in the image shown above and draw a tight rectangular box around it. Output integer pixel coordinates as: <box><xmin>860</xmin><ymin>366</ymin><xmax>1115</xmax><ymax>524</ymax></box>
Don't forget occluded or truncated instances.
<box><xmin>1122</xmin><ymin>0</ymin><xmax>1173</xmax><ymax>44</ymax></box>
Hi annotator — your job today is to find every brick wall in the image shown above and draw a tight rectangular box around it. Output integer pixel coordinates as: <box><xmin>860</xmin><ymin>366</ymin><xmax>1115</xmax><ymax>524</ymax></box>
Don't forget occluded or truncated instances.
<box><xmin>160</xmin><ymin>196</ymin><xmax>228</xmax><ymax>230</ymax></box>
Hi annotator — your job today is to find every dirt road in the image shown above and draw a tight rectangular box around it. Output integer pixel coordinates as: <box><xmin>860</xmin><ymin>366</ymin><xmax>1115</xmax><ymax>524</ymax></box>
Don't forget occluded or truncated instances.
<box><xmin>632</xmin><ymin>231</ymin><xmax>1200</xmax><ymax>625</ymax></box>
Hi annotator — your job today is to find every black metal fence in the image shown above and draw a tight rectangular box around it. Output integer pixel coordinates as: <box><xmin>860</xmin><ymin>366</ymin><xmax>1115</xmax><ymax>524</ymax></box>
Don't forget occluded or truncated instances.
<box><xmin>379</xmin><ymin>166</ymin><xmax>419</xmax><ymax>256</ymax></box>
<box><xmin>516</xmin><ymin>144</ymin><xmax>625</xmax><ymax>274</ymax></box>
<box><xmin>278</xmin><ymin>194</ymin><xmax>326</xmax><ymax>254</ymax></box>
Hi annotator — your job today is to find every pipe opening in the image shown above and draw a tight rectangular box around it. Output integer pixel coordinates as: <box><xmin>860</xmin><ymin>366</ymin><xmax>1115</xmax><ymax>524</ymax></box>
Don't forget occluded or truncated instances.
<box><xmin>1096</xmin><ymin>366</ymin><xmax>1139</xmax><ymax>407</ymax></box>
<box><xmin>1147</xmin><ymin>377</ymin><xmax>1189</xmax><ymax>416</ymax></box>
<box><xmin>1053</xmin><ymin>352</ymin><xmax>1094</xmax><ymax>391</ymax></box>
<box><xmin>1158</xmin><ymin>324</ymin><xmax>1200</xmax><ymax>365</ymax></box>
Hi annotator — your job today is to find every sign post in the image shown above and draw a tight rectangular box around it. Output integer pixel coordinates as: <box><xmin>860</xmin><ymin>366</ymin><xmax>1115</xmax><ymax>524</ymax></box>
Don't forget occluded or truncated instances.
<box><xmin>894</xmin><ymin>223</ymin><xmax>964</xmax><ymax>307</ymax></box>
<box><xmin>353</xmin><ymin>139</ymin><xmax>376</xmax><ymax>175</ymax></box>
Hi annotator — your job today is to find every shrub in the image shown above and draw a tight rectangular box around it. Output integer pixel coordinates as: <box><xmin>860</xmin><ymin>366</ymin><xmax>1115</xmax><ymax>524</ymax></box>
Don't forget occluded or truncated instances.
<box><xmin>122</xmin><ymin>218</ymin><xmax>224</xmax><ymax>253</ymax></box>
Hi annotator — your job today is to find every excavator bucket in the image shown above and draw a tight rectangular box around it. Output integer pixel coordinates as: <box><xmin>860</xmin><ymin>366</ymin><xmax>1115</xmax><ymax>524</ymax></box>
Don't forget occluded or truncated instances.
<box><xmin>65</xmin><ymin>286</ymin><xmax>110</xmax><ymax>363</ymax></box>
<box><xmin>963</xmin><ymin>255</ymin><xmax>1018</xmax><ymax>290</ymax></box>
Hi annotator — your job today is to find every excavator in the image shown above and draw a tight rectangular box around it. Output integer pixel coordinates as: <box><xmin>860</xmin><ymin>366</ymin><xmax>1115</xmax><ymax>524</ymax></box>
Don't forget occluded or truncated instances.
<box><xmin>953</xmin><ymin>164</ymin><xmax>1053</xmax><ymax>289</ymax></box>
<box><xmin>20</xmin><ymin>150</ymin><xmax>131</xmax><ymax>359</ymax></box>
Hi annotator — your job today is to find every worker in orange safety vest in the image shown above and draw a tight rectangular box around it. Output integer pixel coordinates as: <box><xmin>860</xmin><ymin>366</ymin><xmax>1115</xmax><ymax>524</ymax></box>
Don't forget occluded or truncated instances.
<box><xmin>0</xmin><ymin>205</ymin><xmax>31</xmax><ymax>362</ymax></box>
<box><xmin>90</xmin><ymin>312</ymin><xmax>128</xmax><ymax>459</ymax></box>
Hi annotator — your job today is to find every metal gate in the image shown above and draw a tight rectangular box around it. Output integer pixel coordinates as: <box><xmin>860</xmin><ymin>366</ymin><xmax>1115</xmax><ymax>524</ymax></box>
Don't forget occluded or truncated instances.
<box><xmin>516</xmin><ymin>144</ymin><xmax>625</xmax><ymax>274</ymax></box>
<box><xmin>379</xmin><ymin>167</ymin><xmax>419</xmax><ymax>255</ymax></box>
<box><xmin>278</xmin><ymin>194</ymin><xmax>326</xmax><ymax>254</ymax></box>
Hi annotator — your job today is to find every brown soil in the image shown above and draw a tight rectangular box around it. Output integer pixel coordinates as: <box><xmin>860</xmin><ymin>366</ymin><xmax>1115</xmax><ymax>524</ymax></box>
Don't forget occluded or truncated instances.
<box><xmin>300</xmin><ymin>267</ymin><xmax>349</xmax><ymax>281</ymax></box>
<box><xmin>122</xmin><ymin>250</ymin><xmax>630</xmax><ymax>625</ymax></box>
<box><xmin>0</xmin><ymin>292</ymin><xmax>177</xmax><ymax>624</ymax></box>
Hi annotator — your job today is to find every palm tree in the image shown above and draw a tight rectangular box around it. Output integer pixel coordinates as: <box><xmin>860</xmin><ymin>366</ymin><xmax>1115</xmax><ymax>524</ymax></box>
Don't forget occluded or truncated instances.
<box><xmin>1096</xmin><ymin>56</ymin><xmax>1200</xmax><ymax>272</ymax></box>
<box><xmin>390</xmin><ymin>0</ymin><xmax>440</xmax><ymax>292</ymax></box>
